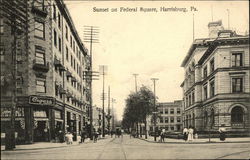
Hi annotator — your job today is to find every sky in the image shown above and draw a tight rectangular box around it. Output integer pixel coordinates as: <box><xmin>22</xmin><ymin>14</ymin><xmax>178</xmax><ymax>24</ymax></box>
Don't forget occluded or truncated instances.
<box><xmin>64</xmin><ymin>0</ymin><xmax>249</xmax><ymax>120</ymax></box>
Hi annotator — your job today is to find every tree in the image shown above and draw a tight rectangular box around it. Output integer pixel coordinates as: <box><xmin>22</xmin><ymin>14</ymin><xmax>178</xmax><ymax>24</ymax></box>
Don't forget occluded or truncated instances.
<box><xmin>122</xmin><ymin>85</ymin><xmax>156</xmax><ymax>138</ymax></box>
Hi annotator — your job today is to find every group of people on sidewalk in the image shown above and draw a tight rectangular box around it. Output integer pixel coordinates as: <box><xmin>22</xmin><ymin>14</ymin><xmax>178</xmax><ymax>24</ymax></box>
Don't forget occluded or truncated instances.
<box><xmin>183</xmin><ymin>126</ymin><xmax>197</xmax><ymax>142</ymax></box>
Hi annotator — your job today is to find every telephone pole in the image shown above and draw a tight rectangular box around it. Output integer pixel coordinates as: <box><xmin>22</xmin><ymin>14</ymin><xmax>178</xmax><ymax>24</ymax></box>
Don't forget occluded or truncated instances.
<box><xmin>111</xmin><ymin>98</ymin><xmax>116</xmax><ymax>131</ymax></box>
<box><xmin>84</xmin><ymin>26</ymin><xmax>99</xmax><ymax>140</ymax></box>
<box><xmin>132</xmin><ymin>74</ymin><xmax>138</xmax><ymax>92</ymax></box>
<box><xmin>107</xmin><ymin>86</ymin><xmax>112</xmax><ymax>134</ymax></box>
<box><xmin>99</xmin><ymin>65</ymin><xmax>107</xmax><ymax>137</ymax></box>
<box><xmin>151</xmin><ymin>78</ymin><xmax>159</xmax><ymax>142</ymax></box>
<box><xmin>2</xmin><ymin>0</ymin><xmax>28</xmax><ymax>150</ymax></box>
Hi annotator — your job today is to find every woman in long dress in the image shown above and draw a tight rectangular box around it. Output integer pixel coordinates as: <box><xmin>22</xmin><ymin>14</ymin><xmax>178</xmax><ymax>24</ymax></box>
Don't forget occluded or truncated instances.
<box><xmin>187</xmin><ymin>126</ymin><xmax>194</xmax><ymax>141</ymax></box>
<box><xmin>183</xmin><ymin>127</ymin><xmax>188</xmax><ymax>141</ymax></box>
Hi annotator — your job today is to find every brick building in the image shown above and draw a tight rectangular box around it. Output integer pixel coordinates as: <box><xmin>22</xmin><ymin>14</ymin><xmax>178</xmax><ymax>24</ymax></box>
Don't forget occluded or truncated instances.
<box><xmin>147</xmin><ymin>100</ymin><xmax>183</xmax><ymax>133</ymax></box>
<box><xmin>180</xmin><ymin>20</ymin><xmax>250</xmax><ymax>134</ymax></box>
<box><xmin>0</xmin><ymin>0</ymin><xmax>90</xmax><ymax>144</ymax></box>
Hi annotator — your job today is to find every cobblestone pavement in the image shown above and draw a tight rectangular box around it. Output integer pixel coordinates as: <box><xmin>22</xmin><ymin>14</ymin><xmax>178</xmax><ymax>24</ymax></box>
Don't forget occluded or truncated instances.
<box><xmin>1</xmin><ymin>135</ymin><xmax>250</xmax><ymax>159</ymax></box>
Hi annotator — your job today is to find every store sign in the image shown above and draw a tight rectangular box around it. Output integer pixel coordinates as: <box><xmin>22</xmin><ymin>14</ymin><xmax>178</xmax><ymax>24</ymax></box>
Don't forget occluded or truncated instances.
<box><xmin>55</xmin><ymin>110</ymin><xmax>62</xmax><ymax>119</ymax></box>
<box><xmin>29</xmin><ymin>96</ymin><xmax>55</xmax><ymax>106</ymax></box>
<box><xmin>34</xmin><ymin>110</ymin><xmax>47</xmax><ymax>118</ymax></box>
<box><xmin>1</xmin><ymin>107</ymin><xmax>24</xmax><ymax>117</ymax></box>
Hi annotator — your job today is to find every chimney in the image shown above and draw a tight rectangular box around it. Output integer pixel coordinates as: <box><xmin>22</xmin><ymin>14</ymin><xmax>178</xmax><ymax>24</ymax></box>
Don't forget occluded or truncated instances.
<box><xmin>208</xmin><ymin>20</ymin><xmax>224</xmax><ymax>38</ymax></box>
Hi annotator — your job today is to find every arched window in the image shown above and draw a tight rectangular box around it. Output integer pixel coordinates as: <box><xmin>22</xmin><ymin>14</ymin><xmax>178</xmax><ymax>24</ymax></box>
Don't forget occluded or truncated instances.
<box><xmin>210</xmin><ymin>109</ymin><xmax>215</xmax><ymax>126</ymax></box>
<box><xmin>204</xmin><ymin>111</ymin><xmax>208</xmax><ymax>127</ymax></box>
<box><xmin>231</xmin><ymin>106</ymin><xmax>244</xmax><ymax>123</ymax></box>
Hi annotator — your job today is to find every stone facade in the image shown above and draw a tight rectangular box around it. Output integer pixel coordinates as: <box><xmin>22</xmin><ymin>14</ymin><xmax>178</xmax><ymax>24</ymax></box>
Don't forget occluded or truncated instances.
<box><xmin>181</xmin><ymin>21</ymin><xmax>250</xmax><ymax>134</ymax></box>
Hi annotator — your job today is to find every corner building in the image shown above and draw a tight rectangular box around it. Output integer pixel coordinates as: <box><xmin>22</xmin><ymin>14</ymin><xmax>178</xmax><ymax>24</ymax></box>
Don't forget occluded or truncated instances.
<box><xmin>180</xmin><ymin>21</ymin><xmax>250</xmax><ymax>134</ymax></box>
<box><xmin>0</xmin><ymin>0</ymin><xmax>90</xmax><ymax>144</ymax></box>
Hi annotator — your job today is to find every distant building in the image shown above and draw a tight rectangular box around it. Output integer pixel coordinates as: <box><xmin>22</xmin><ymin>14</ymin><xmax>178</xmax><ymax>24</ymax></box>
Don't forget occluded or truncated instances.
<box><xmin>180</xmin><ymin>20</ymin><xmax>250</xmax><ymax>133</ymax></box>
<box><xmin>0</xmin><ymin>0</ymin><xmax>90</xmax><ymax>144</ymax></box>
<box><xmin>147</xmin><ymin>100</ymin><xmax>183</xmax><ymax>133</ymax></box>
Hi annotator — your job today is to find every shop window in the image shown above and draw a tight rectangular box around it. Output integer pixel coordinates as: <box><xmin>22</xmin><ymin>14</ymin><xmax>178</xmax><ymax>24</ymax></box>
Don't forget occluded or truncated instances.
<box><xmin>232</xmin><ymin>53</ymin><xmax>243</xmax><ymax>67</ymax></box>
<box><xmin>36</xmin><ymin>79</ymin><xmax>46</xmax><ymax>93</ymax></box>
<box><xmin>232</xmin><ymin>77</ymin><xmax>243</xmax><ymax>93</ymax></box>
<box><xmin>35</xmin><ymin>20</ymin><xmax>45</xmax><ymax>39</ymax></box>
<box><xmin>231</xmin><ymin>106</ymin><xmax>244</xmax><ymax>123</ymax></box>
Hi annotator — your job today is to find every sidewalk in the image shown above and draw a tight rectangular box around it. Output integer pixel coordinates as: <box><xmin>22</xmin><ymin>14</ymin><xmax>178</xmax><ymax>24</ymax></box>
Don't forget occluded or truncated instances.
<box><xmin>1</xmin><ymin>136</ymin><xmax>109</xmax><ymax>151</ymax></box>
<box><xmin>138</xmin><ymin>136</ymin><xmax>250</xmax><ymax>144</ymax></box>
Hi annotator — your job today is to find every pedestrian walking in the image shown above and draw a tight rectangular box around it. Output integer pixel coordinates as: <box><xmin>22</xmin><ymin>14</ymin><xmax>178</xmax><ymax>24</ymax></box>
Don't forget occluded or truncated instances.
<box><xmin>94</xmin><ymin>131</ymin><xmax>98</xmax><ymax>143</ymax></box>
<box><xmin>160</xmin><ymin>129</ymin><xmax>165</xmax><ymax>142</ymax></box>
<box><xmin>219</xmin><ymin>128</ymin><xmax>226</xmax><ymax>141</ymax></box>
<box><xmin>187</xmin><ymin>126</ymin><xmax>194</xmax><ymax>142</ymax></box>
<box><xmin>81</xmin><ymin>130</ymin><xmax>86</xmax><ymax>143</ymax></box>
<box><xmin>183</xmin><ymin>127</ymin><xmax>188</xmax><ymax>141</ymax></box>
<box><xmin>68</xmin><ymin>132</ymin><xmax>73</xmax><ymax>145</ymax></box>
<box><xmin>65</xmin><ymin>132</ymin><xmax>69</xmax><ymax>145</ymax></box>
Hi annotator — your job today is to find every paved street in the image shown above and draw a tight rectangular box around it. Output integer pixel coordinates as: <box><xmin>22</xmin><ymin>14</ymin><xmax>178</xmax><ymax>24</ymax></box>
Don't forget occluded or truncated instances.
<box><xmin>1</xmin><ymin>135</ymin><xmax>250</xmax><ymax>159</ymax></box>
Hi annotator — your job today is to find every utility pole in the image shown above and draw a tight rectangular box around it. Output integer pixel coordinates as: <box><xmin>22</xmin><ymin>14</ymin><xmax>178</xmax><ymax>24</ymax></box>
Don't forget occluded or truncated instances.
<box><xmin>84</xmin><ymin>26</ymin><xmax>99</xmax><ymax>140</ymax></box>
<box><xmin>99</xmin><ymin>65</ymin><xmax>107</xmax><ymax>137</ymax></box>
<box><xmin>2</xmin><ymin>0</ymin><xmax>28</xmax><ymax>150</ymax></box>
<box><xmin>132</xmin><ymin>74</ymin><xmax>138</xmax><ymax>92</ymax></box>
<box><xmin>111</xmin><ymin>98</ymin><xmax>116</xmax><ymax>131</ymax></box>
<box><xmin>107</xmin><ymin>86</ymin><xmax>112</xmax><ymax>134</ymax></box>
<box><xmin>151</xmin><ymin>78</ymin><xmax>159</xmax><ymax>142</ymax></box>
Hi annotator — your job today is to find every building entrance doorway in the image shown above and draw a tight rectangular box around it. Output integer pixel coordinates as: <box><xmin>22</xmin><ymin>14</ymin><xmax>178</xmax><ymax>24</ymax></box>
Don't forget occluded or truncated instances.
<box><xmin>34</xmin><ymin>120</ymin><xmax>49</xmax><ymax>142</ymax></box>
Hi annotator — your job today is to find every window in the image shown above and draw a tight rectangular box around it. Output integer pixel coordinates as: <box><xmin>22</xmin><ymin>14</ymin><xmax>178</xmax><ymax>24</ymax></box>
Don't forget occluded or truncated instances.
<box><xmin>65</xmin><ymin>25</ymin><xmax>68</xmax><ymax>40</ymax></box>
<box><xmin>231</xmin><ymin>106</ymin><xmax>244</xmax><ymax>123</ymax></box>
<box><xmin>203</xmin><ymin>85</ymin><xmax>208</xmax><ymax>100</ymax></box>
<box><xmin>0</xmin><ymin>45</ymin><xmax>4</xmax><ymax>63</ymax></box>
<box><xmin>70</xmin><ymin>36</ymin><xmax>72</xmax><ymax>48</ymax></box>
<box><xmin>71</xmin><ymin>55</ymin><xmax>73</xmax><ymax>67</ymax></box>
<box><xmin>35</xmin><ymin>20</ymin><xmax>45</xmax><ymax>39</ymax></box>
<box><xmin>0</xmin><ymin>18</ymin><xmax>3</xmax><ymax>34</ymax></box>
<box><xmin>35</xmin><ymin>46</ymin><xmax>45</xmax><ymax>65</ymax></box>
<box><xmin>165</xmin><ymin>108</ymin><xmax>168</xmax><ymax>114</ymax></box>
<box><xmin>36</xmin><ymin>79</ymin><xmax>46</xmax><ymax>93</ymax></box>
<box><xmin>189</xmin><ymin>94</ymin><xmax>191</xmax><ymax>106</ymax></box>
<box><xmin>165</xmin><ymin>117</ymin><xmax>169</xmax><ymax>123</ymax></box>
<box><xmin>66</xmin><ymin>47</ymin><xmax>69</xmax><ymax>61</ymax></box>
<box><xmin>73</xmin><ymin>41</ymin><xmax>75</xmax><ymax>52</ymax></box>
<box><xmin>53</xmin><ymin>4</ymin><xmax>56</xmax><ymax>21</ymax></box>
<box><xmin>160</xmin><ymin>117</ymin><xmax>163</xmax><ymax>123</ymax></box>
<box><xmin>203</xmin><ymin>66</ymin><xmax>207</xmax><ymax>78</ymax></box>
<box><xmin>232</xmin><ymin>53</ymin><xmax>243</xmax><ymax>67</ymax></box>
<box><xmin>177</xmin><ymin>108</ymin><xmax>181</xmax><ymax>114</ymax></box>
<box><xmin>232</xmin><ymin>78</ymin><xmax>243</xmax><ymax>93</ymax></box>
<box><xmin>210</xmin><ymin>109</ymin><xmax>214</xmax><ymax>126</ymax></box>
<box><xmin>170</xmin><ymin>117</ymin><xmax>174</xmax><ymax>123</ymax></box>
<box><xmin>58</xmin><ymin>37</ymin><xmax>61</xmax><ymax>52</ymax></box>
<box><xmin>210</xmin><ymin>80</ymin><xmax>215</xmax><ymax>97</ymax></box>
<box><xmin>191</xmin><ymin>92</ymin><xmax>194</xmax><ymax>104</ymax></box>
<box><xmin>171</xmin><ymin>126</ymin><xmax>174</xmax><ymax>130</ymax></box>
<box><xmin>210</xmin><ymin>58</ymin><xmax>214</xmax><ymax>72</ymax></box>
<box><xmin>58</xmin><ymin>13</ymin><xmax>61</xmax><ymax>29</ymax></box>
<box><xmin>34</xmin><ymin>0</ymin><xmax>45</xmax><ymax>11</ymax></box>
<box><xmin>159</xmin><ymin>108</ymin><xmax>163</xmax><ymax>114</ymax></box>
<box><xmin>73</xmin><ymin>59</ymin><xmax>76</xmax><ymax>70</ymax></box>
<box><xmin>177</xmin><ymin>117</ymin><xmax>181</xmax><ymax>122</ymax></box>
<box><xmin>54</xmin><ymin>29</ymin><xmax>57</xmax><ymax>47</ymax></box>
<box><xmin>170</xmin><ymin>108</ymin><xmax>174</xmax><ymax>114</ymax></box>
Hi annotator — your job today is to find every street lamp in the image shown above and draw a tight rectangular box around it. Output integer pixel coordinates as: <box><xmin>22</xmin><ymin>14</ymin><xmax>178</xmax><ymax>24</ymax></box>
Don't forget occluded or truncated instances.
<box><xmin>151</xmin><ymin>78</ymin><xmax>159</xmax><ymax>142</ymax></box>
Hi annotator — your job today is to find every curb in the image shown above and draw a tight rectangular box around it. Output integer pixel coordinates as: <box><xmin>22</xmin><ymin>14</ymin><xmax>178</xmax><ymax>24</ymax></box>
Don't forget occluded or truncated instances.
<box><xmin>1</xmin><ymin>137</ymin><xmax>111</xmax><ymax>152</ymax></box>
<box><xmin>138</xmin><ymin>137</ymin><xmax>250</xmax><ymax>144</ymax></box>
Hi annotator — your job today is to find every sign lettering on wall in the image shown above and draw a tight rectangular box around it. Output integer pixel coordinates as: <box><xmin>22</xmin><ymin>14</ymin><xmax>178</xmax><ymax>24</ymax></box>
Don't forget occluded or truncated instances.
<box><xmin>1</xmin><ymin>107</ymin><xmax>24</xmax><ymax>117</ymax></box>
<box><xmin>29</xmin><ymin>96</ymin><xmax>55</xmax><ymax>106</ymax></box>
<box><xmin>34</xmin><ymin>110</ymin><xmax>47</xmax><ymax>118</ymax></box>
